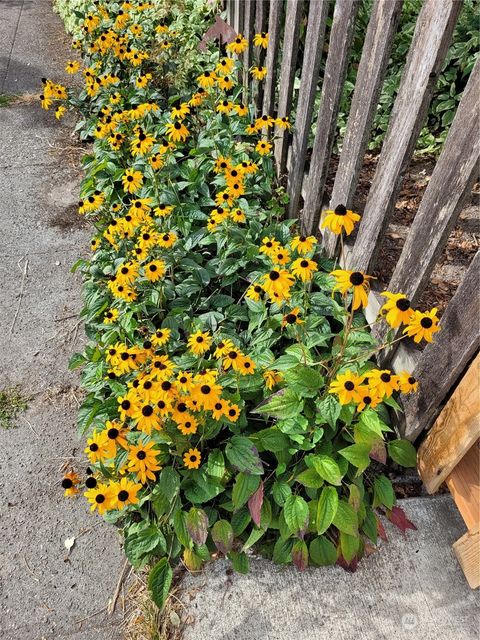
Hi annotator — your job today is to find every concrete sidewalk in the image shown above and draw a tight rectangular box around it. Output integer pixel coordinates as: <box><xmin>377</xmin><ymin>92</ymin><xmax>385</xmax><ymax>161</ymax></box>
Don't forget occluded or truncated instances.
<box><xmin>0</xmin><ymin>1</ymin><xmax>123</xmax><ymax>638</ymax></box>
<box><xmin>180</xmin><ymin>496</ymin><xmax>479</xmax><ymax>640</ymax></box>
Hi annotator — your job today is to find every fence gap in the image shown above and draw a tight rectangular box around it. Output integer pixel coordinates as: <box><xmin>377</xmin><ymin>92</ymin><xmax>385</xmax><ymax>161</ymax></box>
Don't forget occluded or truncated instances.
<box><xmin>262</xmin><ymin>0</ymin><xmax>282</xmax><ymax>117</ymax></box>
<box><xmin>322</xmin><ymin>0</ymin><xmax>403</xmax><ymax>255</ymax></box>
<box><xmin>286</xmin><ymin>0</ymin><xmax>329</xmax><ymax>219</ymax></box>
<box><xmin>300</xmin><ymin>0</ymin><xmax>359</xmax><ymax>235</ymax></box>
<box><xmin>348</xmin><ymin>0</ymin><xmax>462</xmax><ymax>274</ymax></box>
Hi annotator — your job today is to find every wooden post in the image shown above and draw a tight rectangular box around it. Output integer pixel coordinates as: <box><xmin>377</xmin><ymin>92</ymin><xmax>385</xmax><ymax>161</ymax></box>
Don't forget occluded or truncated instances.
<box><xmin>348</xmin><ymin>0</ymin><xmax>461</xmax><ymax>273</ymax></box>
<box><xmin>233</xmin><ymin>0</ymin><xmax>245</xmax><ymax>34</ymax></box>
<box><xmin>273</xmin><ymin>0</ymin><xmax>304</xmax><ymax>176</ymax></box>
<box><xmin>262</xmin><ymin>0</ymin><xmax>282</xmax><ymax>116</ymax></box>
<box><xmin>242</xmin><ymin>0</ymin><xmax>256</xmax><ymax>102</ymax></box>
<box><xmin>401</xmin><ymin>251</ymin><xmax>480</xmax><ymax>441</ymax></box>
<box><xmin>254</xmin><ymin>0</ymin><xmax>269</xmax><ymax>115</ymax></box>
<box><xmin>453</xmin><ymin>527</ymin><xmax>480</xmax><ymax>589</ymax></box>
<box><xmin>322</xmin><ymin>0</ymin><xmax>403</xmax><ymax>255</ymax></box>
<box><xmin>300</xmin><ymin>0</ymin><xmax>359</xmax><ymax>235</ymax></box>
<box><xmin>286</xmin><ymin>0</ymin><xmax>329</xmax><ymax>219</ymax></box>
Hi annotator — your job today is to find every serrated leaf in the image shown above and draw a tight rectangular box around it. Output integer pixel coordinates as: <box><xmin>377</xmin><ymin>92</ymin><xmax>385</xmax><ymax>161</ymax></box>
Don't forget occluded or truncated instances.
<box><xmin>148</xmin><ymin>559</ymin><xmax>172</xmax><ymax>610</ymax></box>
<box><xmin>207</xmin><ymin>450</ymin><xmax>225</xmax><ymax>479</ymax></box>
<box><xmin>332</xmin><ymin>500</ymin><xmax>358</xmax><ymax>536</ymax></box>
<box><xmin>283</xmin><ymin>495</ymin><xmax>309</xmax><ymax>535</ymax></box>
<box><xmin>292</xmin><ymin>540</ymin><xmax>309</xmax><ymax>571</ymax></box>
<box><xmin>338</xmin><ymin>443</ymin><xmax>372</xmax><ymax>473</ymax></box>
<box><xmin>186</xmin><ymin>508</ymin><xmax>208</xmax><ymax>545</ymax></box>
<box><xmin>247</xmin><ymin>481</ymin><xmax>264</xmax><ymax>527</ymax></box>
<box><xmin>316</xmin><ymin>395</ymin><xmax>341</xmax><ymax>429</ymax></box>
<box><xmin>309</xmin><ymin>536</ymin><xmax>337</xmax><ymax>566</ymax></box>
<box><xmin>316</xmin><ymin>486</ymin><xmax>339</xmax><ymax>534</ymax></box>
<box><xmin>228</xmin><ymin>550</ymin><xmax>249</xmax><ymax>574</ymax></box>
<box><xmin>310</xmin><ymin>455</ymin><xmax>343</xmax><ymax>486</ymax></box>
<box><xmin>212</xmin><ymin>519</ymin><xmax>234</xmax><ymax>554</ymax></box>
<box><xmin>387</xmin><ymin>439</ymin><xmax>417</xmax><ymax>468</ymax></box>
<box><xmin>225</xmin><ymin>436</ymin><xmax>264</xmax><ymax>474</ymax></box>
<box><xmin>373</xmin><ymin>475</ymin><xmax>395</xmax><ymax>509</ymax></box>
<box><xmin>173</xmin><ymin>510</ymin><xmax>193</xmax><ymax>549</ymax></box>
<box><xmin>255</xmin><ymin>389</ymin><xmax>303</xmax><ymax>419</ymax></box>
<box><xmin>340</xmin><ymin>531</ymin><xmax>360</xmax><ymax>563</ymax></box>
<box><xmin>232</xmin><ymin>472</ymin><xmax>261</xmax><ymax>509</ymax></box>
<box><xmin>295</xmin><ymin>467</ymin><xmax>324</xmax><ymax>489</ymax></box>
<box><xmin>272</xmin><ymin>481</ymin><xmax>292</xmax><ymax>506</ymax></box>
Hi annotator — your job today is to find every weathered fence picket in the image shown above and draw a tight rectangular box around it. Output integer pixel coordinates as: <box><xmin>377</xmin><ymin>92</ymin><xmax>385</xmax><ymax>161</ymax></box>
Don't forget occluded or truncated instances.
<box><xmin>224</xmin><ymin>0</ymin><xmax>478</xmax><ymax>442</ymax></box>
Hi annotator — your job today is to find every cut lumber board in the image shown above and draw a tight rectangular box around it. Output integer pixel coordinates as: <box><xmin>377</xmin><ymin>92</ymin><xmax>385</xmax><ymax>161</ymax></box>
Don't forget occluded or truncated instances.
<box><xmin>445</xmin><ymin>440</ymin><xmax>480</xmax><ymax>531</ymax></box>
<box><xmin>417</xmin><ymin>353</ymin><xmax>480</xmax><ymax>493</ymax></box>
<box><xmin>453</xmin><ymin>527</ymin><xmax>480</xmax><ymax>589</ymax></box>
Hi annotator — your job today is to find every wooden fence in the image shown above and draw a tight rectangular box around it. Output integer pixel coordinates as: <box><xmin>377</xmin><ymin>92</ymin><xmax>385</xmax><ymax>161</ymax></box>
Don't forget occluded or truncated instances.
<box><xmin>224</xmin><ymin>0</ymin><xmax>480</xmax><ymax>441</ymax></box>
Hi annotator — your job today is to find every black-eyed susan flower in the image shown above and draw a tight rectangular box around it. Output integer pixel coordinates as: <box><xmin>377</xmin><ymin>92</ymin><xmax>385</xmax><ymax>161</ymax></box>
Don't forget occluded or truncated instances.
<box><xmin>255</xmin><ymin>114</ymin><xmax>275</xmax><ymax>130</ymax></box>
<box><xmin>282</xmin><ymin>307</ymin><xmax>304</xmax><ymax>327</ymax></box>
<box><xmin>197</xmin><ymin>70</ymin><xmax>216</xmax><ymax>89</ymax></box>
<box><xmin>235</xmin><ymin>102</ymin><xmax>249</xmax><ymax>117</ymax></box>
<box><xmin>291</xmin><ymin>257</ymin><xmax>318</xmax><ymax>282</ymax></box>
<box><xmin>62</xmin><ymin>471</ymin><xmax>80</xmax><ymax>497</ymax></box>
<box><xmin>403</xmin><ymin>308</ymin><xmax>440</xmax><ymax>343</ymax></box>
<box><xmin>226</xmin><ymin>34</ymin><xmax>248</xmax><ymax>55</ymax></box>
<box><xmin>331</xmin><ymin>269</ymin><xmax>372</xmax><ymax>311</ymax></box>
<box><xmin>290</xmin><ymin>235</ymin><xmax>317</xmax><ymax>254</ymax></box>
<box><xmin>55</xmin><ymin>105</ymin><xmax>66</xmax><ymax>120</ymax></box>
<box><xmin>144</xmin><ymin>259</ymin><xmax>166</xmax><ymax>282</ymax></box>
<box><xmin>251</xmin><ymin>66</ymin><xmax>267</xmax><ymax>81</ymax></box>
<box><xmin>222</xmin><ymin>347</ymin><xmax>243</xmax><ymax>371</ymax></box>
<box><xmin>128</xmin><ymin>440</ymin><xmax>161</xmax><ymax>483</ymax></box>
<box><xmin>329</xmin><ymin>370</ymin><xmax>364</xmax><ymax>405</ymax></box>
<box><xmin>132</xmin><ymin>403</ymin><xmax>162</xmax><ymax>434</ymax></box>
<box><xmin>104</xmin><ymin>421</ymin><xmax>129</xmax><ymax>451</ymax></box>
<box><xmin>322</xmin><ymin>204</ymin><xmax>361</xmax><ymax>236</ymax></box>
<box><xmin>84</xmin><ymin>483</ymin><xmax>113</xmax><ymax>515</ymax></box>
<box><xmin>191</xmin><ymin>381</ymin><xmax>223</xmax><ymax>410</ymax></box>
<box><xmin>216</xmin><ymin>75</ymin><xmax>234</xmax><ymax>91</ymax></box>
<box><xmin>263</xmin><ymin>369</ymin><xmax>283</xmax><ymax>390</ymax></box>
<box><xmin>170</xmin><ymin>101</ymin><xmax>190</xmax><ymax>119</ymax></box>
<box><xmin>262</xmin><ymin>269</ymin><xmax>295</xmax><ymax>302</ymax></box>
<box><xmin>224</xmin><ymin>402</ymin><xmax>241</xmax><ymax>422</ymax></box>
<box><xmin>256</xmin><ymin>139</ymin><xmax>272</xmax><ymax>156</ymax></box>
<box><xmin>354</xmin><ymin>386</ymin><xmax>382</xmax><ymax>412</ymax></box>
<box><xmin>275</xmin><ymin>116</ymin><xmax>291</xmax><ymax>130</ymax></box>
<box><xmin>183</xmin><ymin>448</ymin><xmax>201</xmax><ymax>470</ymax></box>
<box><xmin>155</xmin><ymin>203</ymin><xmax>174</xmax><ymax>218</ymax></box>
<box><xmin>176</xmin><ymin>415</ymin><xmax>198</xmax><ymax>435</ymax></box>
<box><xmin>216</xmin><ymin>57</ymin><xmax>235</xmax><ymax>75</ymax></box>
<box><xmin>217</xmin><ymin>99</ymin><xmax>234</xmax><ymax>114</ymax></box>
<box><xmin>175</xmin><ymin>371</ymin><xmax>193</xmax><ymax>392</ymax></box>
<box><xmin>165</xmin><ymin>120</ymin><xmax>189</xmax><ymax>142</ymax></box>
<box><xmin>157</xmin><ymin>231</ymin><xmax>177</xmax><ymax>248</ymax></box>
<box><xmin>151</xmin><ymin>328</ymin><xmax>171</xmax><ymax>347</ymax></box>
<box><xmin>85</xmin><ymin>430</ymin><xmax>111</xmax><ymax>463</ymax></box>
<box><xmin>380</xmin><ymin>292</ymin><xmax>415</xmax><ymax>328</ymax></box>
<box><xmin>259</xmin><ymin>236</ymin><xmax>281</xmax><ymax>257</ymax></box>
<box><xmin>253</xmin><ymin>31</ymin><xmax>269</xmax><ymax>48</ymax></box>
<box><xmin>187</xmin><ymin>330</ymin><xmax>212</xmax><ymax>356</ymax></box>
<box><xmin>271</xmin><ymin>248</ymin><xmax>290</xmax><ymax>265</ymax></box>
<box><xmin>366</xmin><ymin>369</ymin><xmax>399</xmax><ymax>398</ymax></box>
<box><xmin>397</xmin><ymin>371</ymin><xmax>419</xmax><ymax>394</ymax></box>
<box><xmin>122</xmin><ymin>168</ymin><xmax>143</xmax><ymax>194</ymax></box>
<box><xmin>214</xmin><ymin>156</ymin><xmax>233</xmax><ymax>173</ymax></box>
<box><xmin>230</xmin><ymin>208</ymin><xmax>246</xmax><ymax>223</ymax></box>
<box><xmin>104</xmin><ymin>308</ymin><xmax>119</xmax><ymax>324</ymax></box>
<box><xmin>110</xmin><ymin>477</ymin><xmax>142</xmax><ymax>509</ymax></box>
<box><xmin>238</xmin><ymin>356</ymin><xmax>256</xmax><ymax>375</ymax></box>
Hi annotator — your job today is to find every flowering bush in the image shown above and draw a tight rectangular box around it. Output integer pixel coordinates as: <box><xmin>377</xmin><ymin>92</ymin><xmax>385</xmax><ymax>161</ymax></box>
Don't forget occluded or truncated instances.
<box><xmin>43</xmin><ymin>0</ymin><xmax>440</xmax><ymax>609</ymax></box>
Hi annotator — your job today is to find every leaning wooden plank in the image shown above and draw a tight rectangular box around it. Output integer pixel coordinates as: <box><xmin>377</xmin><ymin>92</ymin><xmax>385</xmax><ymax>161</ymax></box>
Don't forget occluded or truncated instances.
<box><xmin>386</xmin><ymin>58</ymin><xmax>480</xmax><ymax>306</ymax></box>
<box><xmin>301</xmin><ymin>0</ymin><xmax>359</xmax><ymax>234</ymax></box>
<box><xmin>401</xmin><ymin>251</ymin><xmax>480</xmax><ymax>441</ymax></box>
<box><xmin>322</xmin><ymin>0</ymin><xmax>403</xmax><ymax>255</ymax></box>
<box><xmin>445</xmin><ymin>440</ymin><xmax>480</xmax><ymax>532</ymax></box>
<box><xmin>286</xmin><ymin>0</ymin><xmax>329</xmax><ymax>219</ymax></box>
<box><xmin>262</xmin><ymin>0</ymin><xmax>282</xmax><ymax>116</ymax></box>
<box><xmin>233</xmin><ymin>0</ymin><xmax>244</xmax><ymax>35</ymax></box>
<box><xmin>273</xmin><ymin>0</ymin><xmax>304</xmax><ymax>175</ymax></box>
<box><xmin>453</xmin><ymin>527</ymin><xmax>480</xmax><ymax>589</ymax></box>
<box><xmin>242</xmin><ymin>0</ymin><xmax>255</xmax><ymax>101</ymax></box>
<box><xmin>349</xmin><ymin>0</ymin><xmax>461</xmax><ymax>273</ymax></box>
<box><xmin>226</xmin><ymin>0</ymin><xmax>234</xmax><ymax>26</ymax></box>
<box><xmin>417</xmin><ymin>354</ymin><xmax>480</xmax><ymax>493</ymax></box>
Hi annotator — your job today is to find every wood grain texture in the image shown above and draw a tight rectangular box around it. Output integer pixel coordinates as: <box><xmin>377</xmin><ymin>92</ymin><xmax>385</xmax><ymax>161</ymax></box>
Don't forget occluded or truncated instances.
<box><xmin>233</xmin><ymin>0</ymin><xmax>244</xmax><ymax>35</ymax></box>
<box><xmin>402</xmin><ymin>251</ymin><xmax>480</xmax><ymax>441</ymax></box>
<box><xmin>349</xmin><ymin>0</ymin><xmax>461</xmax><ymax>273</ymax></box>
<box><xmin>446</xmin><ymin>440</ymin><xmax>480</xmax><ymax>531</ymax></box>
<box><xmin>273</xmin><ymin>0</ymin><xmax>304</xmax><ymax>175</ymax></box>
<box><xmin>253</xmin><ymin>0</ymin><xmax>268</xmax><ymax>115</ymax></box>
<box><xmin>262</xmin><ymin>0</ymin><xmax>282</xmax><ymax>116</ymax></box>
<box><xmin>322</xmin><ymin>0</ymin><xmax>403</xmax><ymax>255</ymax></box>
<box><xmin>286</xmin><ymin>0</ymin><xmax>329</xmax><ymax>219</ymax></box>
<box><xmin>301</xmin><ymin>0</ymin><xmax>359</xmax><ymax>235</ymax></box>
<box><xmin>417</xmin><ymin>354</ymin><xmax>480</xmax><ymax>493</ymax></box>
<box><xmin>242</xmin><ymin>0</ymin><xmax>255</xmax><ymax>101</ymax></box>
<box><xmin>453</xmin><ymin>527</ymin><xmax>480</xmax><ymax>589</ymax></box>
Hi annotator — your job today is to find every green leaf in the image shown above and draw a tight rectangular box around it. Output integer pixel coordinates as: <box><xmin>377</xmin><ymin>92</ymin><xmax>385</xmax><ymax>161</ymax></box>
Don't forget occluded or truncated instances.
<box><xmin>212</xmin><ymin>520</ymin><xmax>234</xmax><ymax>554</ymax></box>
<box><xmin>148</xmin><ymin>558</ymin><xmax>172</xmax><ymax>610</ymax></box>
<box><xmin>272</xmin><ymin>537</ymin><xmax>293</xmax><ymax>564</ymax></box>
<box><xmin>309</xmin><ymin>455</ymin><xmax>343</xmax><ymax>486</ymax></box>
<box><xmin>309</xmin><ymin>536</ymin><xmax>337</xmax><ymax>566</ymax></box>
<box><xmin>284</xmin><ymin>366</ymin><xmax>324</xmax><ymax>393</ymax></box>
<box><xmin>173</xmin><ymin>510</ymin><xmax>193</xmax><ymax>549</ymax></box>
<box><xmin>68</xmin><ymin>352</ymin><xmax>86</xmax><ymax>370</ymax></box>
<box><xmin>295</xmin><ymin>467</ymin><xmax>324</xmax><ymax>489</ymax></box>
<box><xmin>292</xmin><ymin>539</ymin><xmax>309</xmax><ymax>571</ymax></box>
<box><xmin>124</xmin><ymin>524</ymin><xmax>166</xmax><ymax>568</ymax></box>
<box><xmin>283</xmin><ymin>495</ymin><xmax>309</xmax><ymax>534</ymax></box>
<box><xmin>185</xmin><ymin>508</ymin><xmax>208</xmax><ymax>545</ymax></box>
<box><xmin>316</xmin><ymin>486</ymin><xmax>339</xmax><ymax>535</ymax></box>
<box><xmin>332</xmin><ymin>500</ymin><xmax>358</xmax><ymax>536</ymax></box>
<box><xmin>231</xmin><ymin>507</ymin><xmax>251</xmax><ymax>535</ymax></box>
<box><xmin>207</xmin><ymin>450</ymin><xmax>225</xmax><ymax>479</ymax></box>
<box><xmin>232</xmin><ymin>473</ymin><xmax>261</xmax><ymax>509</ymax></box>
<box><xmin>225</xmin><ymin>436</ymin><xmax>264</xmax><ymax>474</ymax></box>
<box><xmin>340</xmin><ymin>531</ymin><xmax>360</xmax><ymax>562</ymax></box>
<box><xmin>362</xmin><ymin>508</ymin><xmax>378</xmax><ymax>544</ymax></box>
<box><xmin>387</xmin><ymin>439</ymin><xmax>417</xmax><ymax>467</ymax></box>
<box><xmin>155</xmin><ymin>467</ymin><xmax>180</xmax><ymax>501</ymax></box>
<box><xmin>255</xmin><ymin>427</ymin><xmax>290</xmax><ymax>453</ymax></box>
<box><xmin>373</xmin><ymin>475</ymin><xmax>395</xmax><ymax>509</ymax></box>
<box><xmin>228</xmin><ymin>550</ymin><xmax>249</xmax><ymax>574</ymax></box>
<box><xmin>272</xmin><ymin>481</ymin><xmax>292</xmax><ymax>506</ymax></box>
<box><xmin>316</xmin><ymin>395</ymin><xmax>341</xmax><ymax>429</ymax></box>
<box><xmin>338</xmin><ymin>443</ymin><xmax>372</xmax><ymax>472</ymax></box>
<box><xmin>255</xmin><ymin>389</ymin><xmax>303</xmax><ymax>419</ymax></box>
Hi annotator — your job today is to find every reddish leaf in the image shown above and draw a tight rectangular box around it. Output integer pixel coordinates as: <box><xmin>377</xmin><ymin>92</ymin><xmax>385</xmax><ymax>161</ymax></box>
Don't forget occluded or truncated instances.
<box><xmin>387</xmin><ymin>506</ymin><xmax>417</xmax><ymax>536</ymax></box>
<box><xmin>186</xmin><ymin>507</ymin><xmax>208</xmax><ymax>545</ymax></box>
<box><xmin>199</xmin><ymin>16</ymin><xmax>237</xmax><ymax>51</ymax></box>
<box><xmin>369</xmin><ymin>439</ymin><xmax>387</xmax><ymax>465</ymax></box>
<box><xmin>292</xmin><ymin>540</ymin><xmax>309</xmax><ymax>572</ymax></box>
<box><xmin>248</xmin><ymin>480</ymin><xmax>264</xmax><ymax>527</ymax></box>
<box><xmin>376</xmin><ymin>515</ymin><xmax>388</xmax><ymax>542</ymax></box>
<box><xmin>336</xmin><ymin>554</ymin><xmax>358</xmax><ymax>573</ymax></box>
